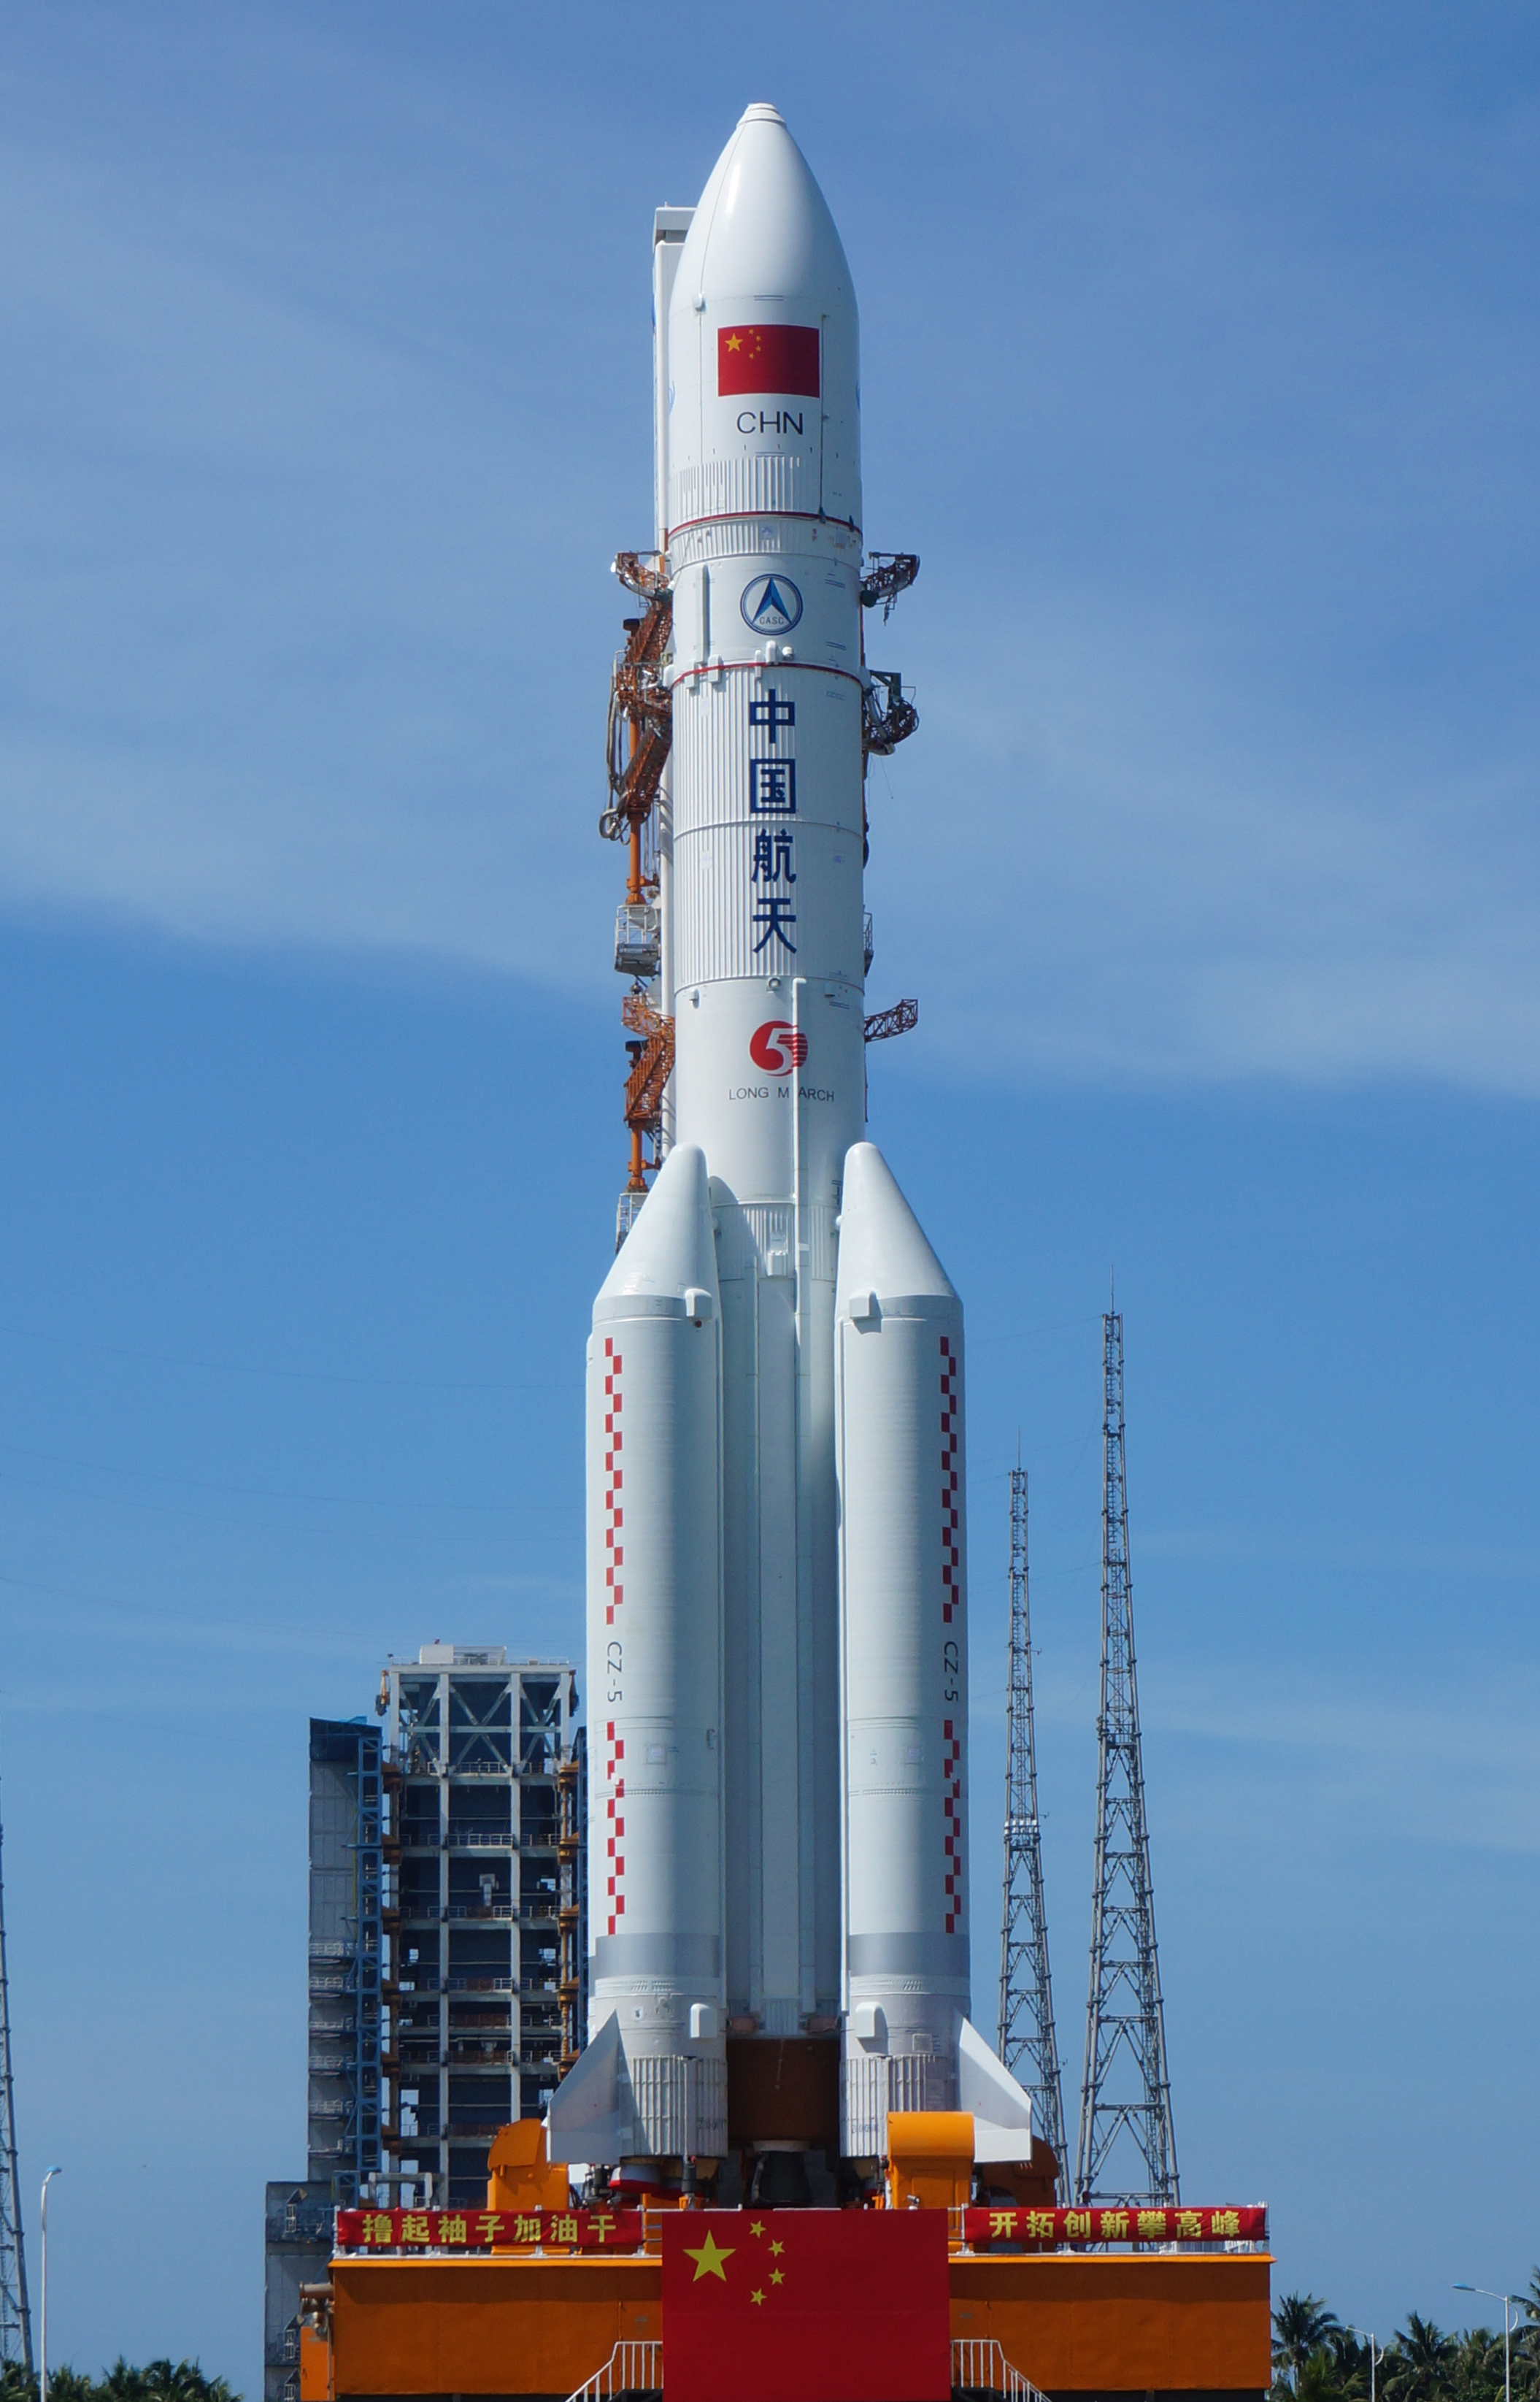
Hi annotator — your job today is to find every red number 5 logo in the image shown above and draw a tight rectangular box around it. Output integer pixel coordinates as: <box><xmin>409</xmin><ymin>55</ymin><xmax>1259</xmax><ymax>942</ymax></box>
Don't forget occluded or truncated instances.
<box><xmin>750</xmin><ymin>1021</ymin><xmax>808</xmax><ymax>1073</ymax></box>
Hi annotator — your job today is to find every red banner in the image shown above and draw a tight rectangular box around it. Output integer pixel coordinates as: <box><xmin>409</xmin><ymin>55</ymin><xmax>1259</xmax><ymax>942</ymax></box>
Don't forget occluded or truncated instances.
<box><xmin>662</xmin><ymin>2209</ymin><xmax>950</xmax><ymax>2402</ymax></box>
<box><xmin>717</xmin><ymin>324</ymin><xmax>820</xmax><ymax>397</ymax></box>
<box><xmin>335</xmin><ymin>2206</ymin><xmax>644</xmax><ymax>2251</ymax></box>
<box><xmin>963</xmin><ymin>2203</ymin><xmax>1267</xmax><ymax>2246</ymax></box>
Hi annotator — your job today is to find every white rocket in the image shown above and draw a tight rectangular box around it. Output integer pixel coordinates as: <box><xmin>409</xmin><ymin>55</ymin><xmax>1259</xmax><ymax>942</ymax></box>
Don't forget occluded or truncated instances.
<box><xmin>549</xmin><ymin>103</ymin><xmax>1033</xmax><ymax>2176</ymax></box>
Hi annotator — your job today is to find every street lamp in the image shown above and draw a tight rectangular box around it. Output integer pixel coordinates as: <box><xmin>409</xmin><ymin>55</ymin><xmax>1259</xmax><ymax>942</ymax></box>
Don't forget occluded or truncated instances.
<box><xmin>40</xmin><ymin>2167</ymin><xmax>63</xmax><ymax>2402</ymax></box>
<box><xmin>1454</xmin><ymin>2283</ymin><xmax>1524</xmax><ymax>2402</ymax></box>
<box><xmin>1348</xmin><ymin>2325</ymin><xmax>1385</xmax><ymax>2402</ymax></box>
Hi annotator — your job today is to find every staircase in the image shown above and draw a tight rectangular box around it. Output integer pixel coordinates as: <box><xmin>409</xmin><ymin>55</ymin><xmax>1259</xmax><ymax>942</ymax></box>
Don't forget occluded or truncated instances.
<box><xmin>564</xmin><ymin>2341</ymin><xmax>663</xmax><ymax>2402</ymax></box>
<box><xmin>952</xmin><ymin>2337</ymin><xmax>1050</xmax><ymax>2401</ymax></box>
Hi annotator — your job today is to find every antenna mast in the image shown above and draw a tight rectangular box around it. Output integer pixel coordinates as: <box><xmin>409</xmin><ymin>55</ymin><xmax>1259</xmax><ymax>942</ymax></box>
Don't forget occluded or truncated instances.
<box><xmin>0</xmin><ymin>1797</ymin><xmax>31</xmax><ymax>2371</ymax></box>
<box><xmin>1076</xmin><ymin>1306</ymin><xmax>1178</xmax><ymax>2204</ymax></box>
<box><xmin>997</xmin><ymin>1466</ymin><xmax>1067</xmax><ymax>2184</ymax></box>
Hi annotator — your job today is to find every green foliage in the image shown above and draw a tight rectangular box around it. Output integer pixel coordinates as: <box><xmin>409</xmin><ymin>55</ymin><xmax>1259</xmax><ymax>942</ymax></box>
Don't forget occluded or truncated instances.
<box><xmin>0</xmin><ymin>2364</ymin><xmax>238</xmax><ymax>2402</ymax></box>
<box><xmin>1271</xmin><ymin>2287</ymin><xmax>1540</xmax><ymax>2402</ymax></box>
<box><xmin>1275</xmin><ymin>2296</ymin><xmax>1346</xmax><ymax>2387</ymax></box>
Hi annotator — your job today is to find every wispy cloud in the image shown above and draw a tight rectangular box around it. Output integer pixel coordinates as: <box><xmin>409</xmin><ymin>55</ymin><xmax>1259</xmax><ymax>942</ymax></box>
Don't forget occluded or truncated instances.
<box><xmin>1</xmin><ymin>7</ymin><xmax>1537</xmax><ymax>1095</ymax></box>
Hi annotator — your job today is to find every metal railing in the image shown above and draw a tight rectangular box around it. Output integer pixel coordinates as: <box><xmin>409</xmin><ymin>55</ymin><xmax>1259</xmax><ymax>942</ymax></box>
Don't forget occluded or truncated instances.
<box><xmin>564</xmin><ymin>2341</ymin><xmax>662</xmax><ymax>2402</ymax></box>
<box><xmin>952</xmin><ymin>2340</ymin><xmax>1049</xmax><ymax>2402</ymax></box>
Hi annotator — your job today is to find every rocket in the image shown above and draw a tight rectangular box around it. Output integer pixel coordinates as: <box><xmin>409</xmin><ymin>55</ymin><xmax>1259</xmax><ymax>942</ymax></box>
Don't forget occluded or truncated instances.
<box><xmin>549</xmin><ymin>104</ymin><xmax>1034</xmax><ymax>2185</ymax></box>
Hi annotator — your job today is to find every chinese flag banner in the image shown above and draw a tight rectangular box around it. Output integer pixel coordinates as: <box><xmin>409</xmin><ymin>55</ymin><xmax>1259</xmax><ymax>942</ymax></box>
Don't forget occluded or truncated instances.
<box><xmin>662</xmin><ymin>2209</ymin><xmax>950</xmax><ymax>2402</ymax></box>
<box><xmin>717</xmin><ymin>324</ymin><xmax>820</xmax><ymax>398</ymax></box>
<box><xmin>334</xmin><ymin>2206</ymin><xmax>643</xmax><ymax>2252</ymax></box>
<box><xmin>962</xmin><ymin>2203</ymin><xmax>1268</xmax><ymax>2248</ymax></box>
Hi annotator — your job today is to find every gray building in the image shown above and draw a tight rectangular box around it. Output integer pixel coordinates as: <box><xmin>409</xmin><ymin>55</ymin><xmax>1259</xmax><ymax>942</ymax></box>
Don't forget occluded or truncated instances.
<box><xmin>307</xmin><ymin>1719</ymin><xmax>382</xmax><ymax>2201</ymax></box>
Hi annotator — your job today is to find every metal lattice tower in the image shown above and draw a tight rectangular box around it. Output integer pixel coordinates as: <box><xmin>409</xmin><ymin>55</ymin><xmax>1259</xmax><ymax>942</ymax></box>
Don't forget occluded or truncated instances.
<box><xmin>0</xmin><ymin>1797</ymin><xmax>32</xmax><ymax>2369</ymax></box>
<box><xmin>997</xmin><ymin>1467</ymin><xmax>1067</xmax><ymax>2184</ymax></box>
<box><xmin>1075</xmin><ymin>1307</ymin><xmax>1179</xmax><ymax>2205</ymax></box>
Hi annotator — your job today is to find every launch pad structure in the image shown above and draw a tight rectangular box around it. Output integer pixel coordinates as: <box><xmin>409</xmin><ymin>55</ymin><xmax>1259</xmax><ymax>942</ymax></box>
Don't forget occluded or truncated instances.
<box><xmin>298</xmin><ymin>101</ymin><xmax>1271</xmax><ymax>2402</ymax></box>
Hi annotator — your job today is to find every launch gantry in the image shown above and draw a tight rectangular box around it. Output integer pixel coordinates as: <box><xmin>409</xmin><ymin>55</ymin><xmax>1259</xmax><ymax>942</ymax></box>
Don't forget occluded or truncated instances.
<box><xmin>604</xmin><ymin>554</ymin><xmax>674</xmax><ymax>1246</ymax></box>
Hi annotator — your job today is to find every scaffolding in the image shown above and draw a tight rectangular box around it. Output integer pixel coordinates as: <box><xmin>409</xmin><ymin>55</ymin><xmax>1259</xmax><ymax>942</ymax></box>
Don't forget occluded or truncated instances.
<box><xmin>556</xmin><ymin>1731</ymin><xmax>588</xmax><ymax>2076</ymax></box>
<box><xmin>379</xmin><ymin>1649</ymin><xmax>582</xmax><ymax>2209</ymax></box>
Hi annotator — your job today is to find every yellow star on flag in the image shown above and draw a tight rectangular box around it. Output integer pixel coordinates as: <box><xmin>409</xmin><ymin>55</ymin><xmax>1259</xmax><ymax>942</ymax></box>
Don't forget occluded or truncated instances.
<box><xmin>684</xmin><ymin>2231</ymin><xmax>734</xmax><ymax>2283</ymax></box>
<box><xmin>749</xmin><ymin>2219</ymin><xmax>766</xmax><ymax>2237</ymax></box>
<box><xmin>769</xmin><ymin>2240</ymin><xmax>785</xmax><ymax>2257</ymax></box>
<box><xmin>726</xmin><ymin>334</ymin><xmax>743</xmax><ymax>351</ymax></box>
<box><xmin>751</xmin><ymin>2287</ymin><xmax>766</xmax><ymax>2306</ymax></box>
<box><xmin>771</xmin><ymin>2268</ymin><xmax>785</xmax><ymax>2286</ymax></box>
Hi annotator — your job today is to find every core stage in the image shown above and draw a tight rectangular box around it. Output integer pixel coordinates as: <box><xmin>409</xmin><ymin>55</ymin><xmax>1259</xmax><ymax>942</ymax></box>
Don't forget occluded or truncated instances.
<box><xmin>302</xmin><ymin>2211</ymin><xmax>1271</xmax><ymax>2402</ymax></box>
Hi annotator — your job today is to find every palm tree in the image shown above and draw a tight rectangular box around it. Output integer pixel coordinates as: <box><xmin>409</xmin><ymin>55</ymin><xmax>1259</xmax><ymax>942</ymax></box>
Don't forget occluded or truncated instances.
<box><xmin>1298</xmin><ymin>2352</ymin><xmax>1343</xmax><ymax>2402</ymax></box>
<box><xmin>1331</xmin><ymin>2328</ymin><xmax>1377</xmax><ymax>2402</ymax></box>
<box><xmin>1384</xmin><ymin>2314</ymin><xmax>1458</xmax><ymax>2402</ymax></box>
<box><xmin>141</xmin><ymin>2367</ymin><xmax>236</xmax><ymax>2402</ymax></box>
<box><xmin>1513</xmin><ymin>2277</ymin><xmax>1540</xmax><ymax>2402</ymax></box>
<box><xmin>1453</xmin><ymin>2327</ymin><xmax>1506</xmax><ymax>2402</ymax></box>
<box><xmin>1276</xmin><ymin>2298</ymin><xmax>1345</xmax><ymax>2392</ymax></box>
<box><xmin>96</xmin><ymin>2364</ymin><xmax>153</xmax><ymax>2402</ymax></box>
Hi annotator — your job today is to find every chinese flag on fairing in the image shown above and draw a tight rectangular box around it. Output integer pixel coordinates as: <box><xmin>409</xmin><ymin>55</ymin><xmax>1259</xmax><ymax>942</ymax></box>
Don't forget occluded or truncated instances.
<box><xmin>717</xmin><ymin>324</ymin><xmax>821</xmax><ymax>397</ymax></box>
<box><xmin>661</xmin><ymin>2209</ymin><xmax>951</xmax><ymax>2402</ymax></box>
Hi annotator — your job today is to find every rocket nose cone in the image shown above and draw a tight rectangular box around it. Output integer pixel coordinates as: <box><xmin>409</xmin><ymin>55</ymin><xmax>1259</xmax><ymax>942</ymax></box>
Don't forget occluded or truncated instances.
<box><xmin>681</xmin><ymin>104</ymin><xmax>854</xmax><ymax>310</ymax></box>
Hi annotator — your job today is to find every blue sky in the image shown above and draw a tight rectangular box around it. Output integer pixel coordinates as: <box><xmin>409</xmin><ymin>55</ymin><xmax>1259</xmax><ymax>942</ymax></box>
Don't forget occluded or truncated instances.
<box><xmin>0</xmin><ymin>1</ymin><xmax>1536</xmax><ymax>2389</ymax></box>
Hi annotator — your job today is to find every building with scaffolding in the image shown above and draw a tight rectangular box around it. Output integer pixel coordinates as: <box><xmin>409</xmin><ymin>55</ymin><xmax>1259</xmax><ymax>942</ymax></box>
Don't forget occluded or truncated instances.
<box><xmin>380</xmin><ymin>1646</ymin><xmax>585</xmax><ymax>2208</ymax></box>
<box><xmin>263</xmin><ymin>1651</ymin><xmax>585</xmax><ymax>2402</ymax></box>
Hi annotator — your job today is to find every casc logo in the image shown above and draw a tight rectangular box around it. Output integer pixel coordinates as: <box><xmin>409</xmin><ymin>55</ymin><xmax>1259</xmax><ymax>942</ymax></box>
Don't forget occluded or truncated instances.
<box><xmin>750</xmin><ymin>1021</ymin><xmax>809</xmax><ymax>1073</ymax></box>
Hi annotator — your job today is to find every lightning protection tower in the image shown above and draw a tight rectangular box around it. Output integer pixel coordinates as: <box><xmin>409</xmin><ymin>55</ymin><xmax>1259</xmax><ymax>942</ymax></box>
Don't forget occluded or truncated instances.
<box><xmin>0</xmin><ymin>1795</ymin><xmax>31</xmax><ymax>2370</ymax></box>
<box><xmin>997</xmin><ymin>1465</ymin><xmax>1067</xmax><ymax>2184</ymax></box>
<box><xmin>1075</xmin><ymin>1305</ymin><xmax>1178</xmax><ymax>2205</ymax></box>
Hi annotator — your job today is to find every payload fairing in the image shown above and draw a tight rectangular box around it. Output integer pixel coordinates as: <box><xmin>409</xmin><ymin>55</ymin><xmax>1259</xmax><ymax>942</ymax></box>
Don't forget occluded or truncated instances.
<box><xmin>550</xmin><ymin>104</ymin><xmax>1032</xmax><ymax>2180</ymax></box>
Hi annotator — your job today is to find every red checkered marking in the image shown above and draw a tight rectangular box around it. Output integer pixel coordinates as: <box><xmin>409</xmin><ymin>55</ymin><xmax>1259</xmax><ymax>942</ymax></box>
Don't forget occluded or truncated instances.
<box><xmin>939</xmin><ymin>1334</ymin><xmax>960</xmax><ymax>1625</ymax></box>
<box><xmin>604</xmin><ymin>1717</ymin><xmax>626</xmax><ymax>1938</ymax></box>
<box><xmin>602</xmin><ymin>1337</ymin><xmax>624</xmax><ymax>1627</ymax></box>
<box><xmin>942</xmin><ymin>1718</ymin><xmax>963</xmax><ymax>1935</ymax></box>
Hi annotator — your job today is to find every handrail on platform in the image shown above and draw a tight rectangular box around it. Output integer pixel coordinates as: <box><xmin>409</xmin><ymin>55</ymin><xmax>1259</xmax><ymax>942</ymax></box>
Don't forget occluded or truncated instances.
<box><xmin>564</xmin><ymin>2340</ymin><xmax>662</xmax><ymax>2402</ymax></box>
<box><xmin>952</xmin><ymin>2336</ymin><xmax>1050</xmax><ymax>2402</ymax></box>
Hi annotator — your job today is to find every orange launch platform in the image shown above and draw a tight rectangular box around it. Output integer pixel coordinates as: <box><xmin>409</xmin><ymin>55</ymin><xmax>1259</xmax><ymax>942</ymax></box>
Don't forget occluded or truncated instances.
<box><xmin>297</xmin><ymin>2123</ymin><xmax>1272</xmax><ymax>2402</ymax></box>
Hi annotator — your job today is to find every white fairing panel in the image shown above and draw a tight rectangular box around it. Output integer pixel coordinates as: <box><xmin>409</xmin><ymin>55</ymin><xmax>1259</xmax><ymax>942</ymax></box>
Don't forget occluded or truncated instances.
<box><xmin>835</xmin><ymin>1142</ymin><xmax>970</xmax><ymax>2158</ymax></box>
<box><xmin>580</xmin><ymin>1144</ymin><xmax>727</xmax><ymax>2159</ymax></box>
<box><xmin>666</xmin><ymin>103</ymin><xmax>859</xmax><ymax>535</ymax></box>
